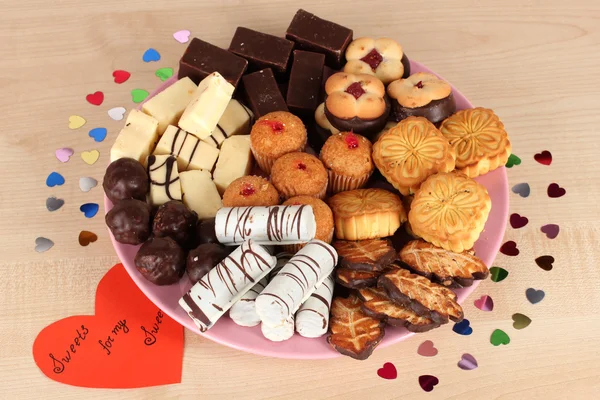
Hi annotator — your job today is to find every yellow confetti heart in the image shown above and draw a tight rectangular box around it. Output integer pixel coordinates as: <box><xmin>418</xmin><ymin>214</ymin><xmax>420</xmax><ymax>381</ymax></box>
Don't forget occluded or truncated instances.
<box><xmin>68</xmin><ymin>115</ymin><xmax>86</xmax><ymax>129</ymax></box>
<box><xmin>81</xmin><ymin>150</ymin><xmax>100</xmax><ymax>165</ymax></box>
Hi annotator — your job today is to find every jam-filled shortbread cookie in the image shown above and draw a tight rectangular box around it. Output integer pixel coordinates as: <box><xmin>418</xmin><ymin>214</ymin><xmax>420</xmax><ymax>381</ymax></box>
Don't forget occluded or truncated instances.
<box><xmin>344</xmin><ymin>38</ymin><xmax>410</xmax><ymax>85</ymax></box>
<box><xmin>387</xmin><ymin>72</ymin><xmax>456</xmax><ymax>125</ymax></box>
<box><xmin>324</xmin><ymin>72</ymin><xmax>390</xmax><ymax>138</ymax></box>
<box><xmin>409</xmin><ymin>172</ymin><xmax>492</xmax><ymax>253</ymax></box>
<box><xmin>440</xmin><ymin>107</ymin><xmax>512</xmax><ymax>178</ymax></box>
<box><xmin>372</xmin><ymin>116</ymin><xmax>456</xmax><ymax>195</ymax></box>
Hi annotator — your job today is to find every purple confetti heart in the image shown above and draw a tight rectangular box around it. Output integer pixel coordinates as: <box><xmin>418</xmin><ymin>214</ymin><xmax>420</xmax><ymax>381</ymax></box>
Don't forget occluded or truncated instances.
<box><xmin>457</xmin><ymin>353</ymin><xmax>478</xmax><ymax>370</ymax></box>
<box><xmin>474</xmin><ymin>295</ymin><xmax>494</xmax><ymax>311</ymax></box>
<box><xmin>540</xmin><ymin>224</ymin><xmax>559</xmax><ymax>239</ymax></box>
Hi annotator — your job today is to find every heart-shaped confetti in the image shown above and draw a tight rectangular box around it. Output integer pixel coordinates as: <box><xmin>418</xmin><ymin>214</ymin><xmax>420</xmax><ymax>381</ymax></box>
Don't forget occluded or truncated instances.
<box><xmin>505</xmin><ymin>153</ymin><xmax>521</xmax><ymax>168</ymax></box>
<box><xmin>79</xmin><ymin>231</ymin><xmax>98</xmax><ymax>246</ymax></box>
<box><xmin>489</xmin><ymin>266</ymin><xmax>509</xmax><ymax>282</ymax></box>
<box><xmin>46</xmin><ymin>172</ymin><xmax>65</xmax><ymax>187</ymax></box>
<box><xmin>108</xmin><ymin>107</ymin><xmax>126</xmax><ymax>121</ymax></box>
<box><xmin>142</xmin><ymin>48</ymin><xmax>161</xmax><ymax>62</ymax></box>
<box><xmin>457</xmin><ymin>353</ymin><xmax>478</xmax><ymax>370</ymax></box>
<box><xmin>548</xmin><ymin>183</ymin><xmax>566</xmax><ymax>198</ymax></box>
<box><xmin>452</xmin><ymin>319</ymin><xmax>472</xmax><ymax>335</ymax></box>
<box><xmin>86</xmin><ymin>91</ymin><xmax>104</xmax><ymax>106</ymax></box>
<box><xmin>534</xmin><ymin>150</ymin><xmax>552</xmax><ymax>165</ymax></box>
<box><xmin>512</xmin><ymin>183</ymin><xmax>530</xmax><ymax>198</ymax></box>
<box><xmin>173</xmin><ymin>30</ymin><xmax>191</xmax><ymax>43</ymax></box>
<box><xmin>540</xmin><ymin>224</ymin><xmax>560</xmax><ymax>239</ymax></box>
<box><xmin>512</xmin><ymin>313</ymin><xmax>532</xmax><ymax>329</ymax></box>
<box><xmin>35</xmin><ymin>237</ymin><xmax>54</xmax><ymax>253</ymax></box>
<box><xmin>490</xmin><ymin>329</ymin><xmax>510</xmax><ymax>346</ymax></box>
<box><xmin>474</xmin><ymin>295</ymin><xmax>494</xmax><ymax>312</ymax></box>
<box><xmin>80</xmin><ymin>203</ymin><xmax>99</xmax><ymax>218</ymax></box>
<box><xmin>155</xmin><ymin>67</ymin><xmax>174</xmax><ymax>81</ymax></box>
<box><xmin>376</xmin><ymin>362</ymin><xmax>397</xmax><ymax>380</ymax></box>
<box><xmin>535</xmin><ymin>255</ymin><xmax>554</xmax><ymax>271</ymax></box>
<box><xmin>81</xmin><ymin>150</ymin><xmax>100</xmax><ymax>165</ymax></box>
<box><xmin>500</xmin><ymin>241</ymin><xmax>519</xmax><ymax>256</ymax></box>
<box><xmin>131</xmin><ymin>89</ymin><xmax>149</xmax><ymax>104</ymax></box>
<box><xmin>79</xmin><ymin>177</ymin><xmax>98</xmax><ymax>192</ymax></box>
<box><xmin>112</xmin><ymin>70</ymin><xmax>131</xmax><ymax>84</ymax></box>
<box><xmin>88</xmin><ymin>127</ymin><xmax>107</xmax><ymax>143</ymax></box>
<box><xmin>68</xmin><ymin>115</ymin><xmax>86</xmax><ymax>129</ymax></box>
<box><xmin>510</xmin><ymin>213</ymin><xmax>529</xmax><ymax>229</ymax></box>
<box><xmin>417</xmin><ymin>340</ymin><xmax>438</xmax><ymax>357</ymax></box>
<box><xmin>526</xmin><ymin>288</ymin><xmax>545</xmax><ymax>304</ymax></box>
<box><xmin>418</xmin><ymin>375</ymin><xmax>439</xmax><ymax>392</ymax></box>
<box><xmin>46</xmin><ymin>197</ymin><xmax>64</xmax><ymax>212</ymax></box>
<box><xmin>55</xmin><ymin>148</ymin><xmax>74</xmax><ymax>163</ymax></box>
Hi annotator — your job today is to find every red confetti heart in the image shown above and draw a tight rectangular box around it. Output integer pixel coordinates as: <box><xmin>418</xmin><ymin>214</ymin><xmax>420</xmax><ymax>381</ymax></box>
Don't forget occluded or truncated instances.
<box><xmin>540</xmin><ymin>224</ymin><xmax>560</xmax><ymax>239</ymax></box>
<box><xmin>509</xmin><ymin>213</ymin><xmax>528</xmax><ymax>229</ymax></box>
<box><xmin>377</xmin><ymin>362</ymin><xmax>397</xmax><ymax>380</ymax></box>
<box><xmin>548</xmin><ymin>183</ymin><xmax>566</xmax><ymax>198</ymax></box>
<box><xmin>500</xmin><ymin>240</ymin><xmax>519</xmax><ymax>256</ymax></box>
<box><xmin>417</xmin><ymin>340</ymin><xmax>438</xmax><ymax>357</ymax></box>
<box><xmin>419</xmin><ymin>375</ymin><xmax>439</xmax><ymax>392</ymax></box>
<box><xmin>86</xmin><ymin>91</ymin><xmax>104</xmax><ymax>106</ymax></box>
<box><xmin>534</xmin><ymin>150</ymin><xmax>552</xmax><ymax>165</ymax></box>
<box><xmin>112</xmin><ymin>70</ymin><xmax>131</xmax><ymax>84</ymax></box>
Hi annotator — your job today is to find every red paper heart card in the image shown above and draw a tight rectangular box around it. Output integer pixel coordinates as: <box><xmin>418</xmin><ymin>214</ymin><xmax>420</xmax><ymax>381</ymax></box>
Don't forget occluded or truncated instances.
<box><xmin>33</xmin><ymin>263</ymin><xmax>184</xmax><ymax>388</ymax></box>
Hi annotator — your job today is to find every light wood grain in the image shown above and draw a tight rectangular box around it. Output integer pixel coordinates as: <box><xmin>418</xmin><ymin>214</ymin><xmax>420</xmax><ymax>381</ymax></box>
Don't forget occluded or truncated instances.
<box><xmin>1</xmin><ymin>0</ymin><xmax>599</xmax><ymax>398</ymax></box>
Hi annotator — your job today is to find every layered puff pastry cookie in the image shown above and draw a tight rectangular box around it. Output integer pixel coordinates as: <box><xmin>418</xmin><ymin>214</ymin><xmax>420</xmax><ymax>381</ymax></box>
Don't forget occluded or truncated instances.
<box><xmin>408</xmin><ymin>172</ymin><xmax>492</xmax><ymax>253</ymax></box>
<box><xmin>343</xmin><ymin>38</ymin><xmax>410</xmax><ymax>85</ymax></box>
<box><xmin>387</xmin><ymin>72</ymin><xmax>456</xmax><ymax>126</ymax></box>
<box><xmin>440</xmin><ymin>107</ymin><xmax>511</xmax><ymax>178</ymax></box>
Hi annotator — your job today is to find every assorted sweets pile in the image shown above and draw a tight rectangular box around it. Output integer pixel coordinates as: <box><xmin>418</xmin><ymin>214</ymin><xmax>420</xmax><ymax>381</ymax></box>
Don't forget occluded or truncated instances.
<box><xmin>103</xmin><ymin>9</ymin><xmax>512</xmax><ymax>360</ymax></box>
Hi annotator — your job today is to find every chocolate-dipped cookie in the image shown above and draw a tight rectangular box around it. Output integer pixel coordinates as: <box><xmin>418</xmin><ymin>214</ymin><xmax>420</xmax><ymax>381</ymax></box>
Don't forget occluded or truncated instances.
<box><xmin>186</xmin><ymin>243</ymin><xmax>232</xmax><ymax>284</ymax></box>
<box><xmin>103</xmin><ymin>158</ymin><xmax>148</xmax><ymax>204</ymax></box>
<box><xmin>152</xmin><ymin>200</ymin><xmax>198</xmax><ymax>248</ymax></box>
<box><xmin>324</xmin><ymin>72</ymin><xmax>390</xmax><ymax>138</ymax></box>
<box><xmin>105</xmin><ymin>199</ymin><xmax>152</xmax><ymax>245</ymax></box>
<box><xmin>344</xmin><ymin>38</ymin><xmax>410</xmax><ymax>85</ymax></box>
<box><xmin>134</xmin><ymin>236</ymin><xmax>186</xmax><ymax>285</ymax></box>
<box><xmin>387</xmin><ymin>72</ymin><xmax>456</xmax><ymax>126</ymax></box>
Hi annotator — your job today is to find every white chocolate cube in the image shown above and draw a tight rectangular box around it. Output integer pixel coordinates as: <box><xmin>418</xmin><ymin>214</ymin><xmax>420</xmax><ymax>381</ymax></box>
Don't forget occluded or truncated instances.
<box><xmin>178</xmin><ymin>72</ymin><xmax>235</xmax><ymax>139</ymax></box>
<box><xmin>110</xmin><ymin>110</ymin><xmax>159</xmax><ymax>164</ymax></box>
<box><xmin>213</xmin><ymin>135</ymin><xmax>253</xmax><ymax>194</ymax></box>
<box><xmin>142</xmin><ymin>77</ymin><xmax>197</xmax><ymax>135</ymax></box>
<box><xmin>202</xmin><ymin>99</ymin><xmax>254</xmax><ymax>148</ymax></box>
<box><xmin>154</xmin><ymin>125</ymin><xmax>220</xmax><ymax>172</ymax></box>
<box><xmin>147</xmin><ymin>155</ymin><xmax>182</xmax><ymax>207</ymax></box>
<box><xmin>179</xmin><ymin>170</ymin><xmax>223</xmax><ymax>220</ymax></box>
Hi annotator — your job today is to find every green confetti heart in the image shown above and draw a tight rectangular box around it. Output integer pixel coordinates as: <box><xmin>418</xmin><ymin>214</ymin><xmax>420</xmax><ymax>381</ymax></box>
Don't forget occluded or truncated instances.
<box><xmin>506</xmin><ymin>154</ymin><xmax>521</xmax><ymax>168</ymax></box>
<box><xmin>490</xmin><ymin>329</ymin><xmax>510</xmax><ymax>346</ymax></box>
<box><xmin>489</xmin><ymin>266</ymin><xmax>509</xmax><ymax>282</ymax></box>
<box><xmin>155</xmin><ymin>67</ymin><xmax>174</xmax><ymax>82</ymax></box>
<box><xmin>131</xmin><ymin>89</ymin><xmax>149</xmax><ymax>103</ymax></box>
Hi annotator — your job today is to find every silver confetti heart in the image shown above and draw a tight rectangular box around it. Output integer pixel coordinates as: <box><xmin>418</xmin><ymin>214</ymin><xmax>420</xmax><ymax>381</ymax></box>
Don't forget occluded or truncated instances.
<box><xmin>46</xmin><ymin>196</ymin><xmax>64</xmax><ymax>212</ymax></box>
<box><xmin>79</xmin><ymin>177</ymin><xmax>98</xmax><ymax>192</ymax></box>
<box><xmin>35</xmin><ymin>237</ymin><xmax>54</xmax><ymax>253</ymax></box>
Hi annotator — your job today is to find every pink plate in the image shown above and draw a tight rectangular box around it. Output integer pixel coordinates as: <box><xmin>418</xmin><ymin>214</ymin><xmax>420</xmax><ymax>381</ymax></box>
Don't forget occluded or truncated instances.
<box><xmin>105</xmin><ymin>60</ymin><xmax>509</xmax><ymax>359</ymax></box>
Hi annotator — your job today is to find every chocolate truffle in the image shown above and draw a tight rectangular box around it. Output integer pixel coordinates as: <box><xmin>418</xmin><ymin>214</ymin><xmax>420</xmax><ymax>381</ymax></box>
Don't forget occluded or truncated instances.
<box><xmin>186</xmin><ymin>243</ymin><xmax>232</xmax><ymax>284</ymax></box>
<box><xmin>105</xmin><ymin>199</ymin><xmax>152</xmax><ymax>245</ymax></box>
<box><xmin>190</xmin><ymin>217</ymin><xmax>219</xmax><ymax>249</ymax></box>
<box><xmin>152</xmin><ymin>201</ymin><xmax>198</xmax><ymax>248</ymax></box>
<box><xmin>134</xmin><ymin>237</ymin><xmax>185</xmax><ymax>285</ymax></box>
<box><xmin>103</xmin><ymin>158</ymin><xmax>148</xmax><ymax>204</ymax></box>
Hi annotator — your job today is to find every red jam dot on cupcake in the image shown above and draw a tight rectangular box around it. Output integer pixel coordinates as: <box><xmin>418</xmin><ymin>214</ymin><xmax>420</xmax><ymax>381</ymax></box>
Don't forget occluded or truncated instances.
<box><xmin>239</xmin><ymin>183</ymin><xmax>256</xmax><ymax>196</ymax></box>
<box><xmin>360</xmin><ymin>48</ymin><xmax>383</xmax><ymax>70</ymax></box>
<box><xmin>297</xmin><ymin>162</ymin><xmax>307</xmax><ymax>170</ymax></box>
<box><xmin>345</xmin><ymin>133</ymin><xmax>359</xmax><ymax>149</ymax></box>
<box><xmin>345</xmin><ymin>82</ymin><xmax>365</xmax><ymax>99</ymax></box>
<box><xmin>258</xmin><ymin>119</ymin><xmax>285</xmax><ymax>133</ymax></box>
<box><xmin>415</xmin><ymin>81</ymin><xmax>424</xmax><ymax>89</ymax></box>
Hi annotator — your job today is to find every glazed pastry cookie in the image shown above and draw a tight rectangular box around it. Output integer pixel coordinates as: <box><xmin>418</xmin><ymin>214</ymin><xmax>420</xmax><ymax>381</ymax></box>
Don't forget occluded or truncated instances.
<box><xmin>324</xmin><ymin>72</ymin><xmax>390</xmax><ymax>138</ymax></box>
<box><xmin>387</xmin><ymin>72</ymin><xmax>456</xmax><ymax>125</ymax></box>
<box><xmin>344</xmin><ymin>38</ymin><xmax>410</xmax><ymax>84</ymax></box>
<box><xmin>440</xmin><ymin>107</ymin><xmax>511</xmax><ymax>178</ymax></box>
<box><xmin>372</xmin><ymin>116</ymin><xmax>456</xmax><ymax>195</ymax></box>
<box><xmin>409</xmin><ymin>172</ymin><xmax>492</xmax><ymax>253</ymax></box>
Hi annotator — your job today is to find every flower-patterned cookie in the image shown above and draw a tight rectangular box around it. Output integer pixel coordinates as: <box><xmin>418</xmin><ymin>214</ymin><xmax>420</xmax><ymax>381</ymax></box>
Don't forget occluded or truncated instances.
<box><xmin>324</xmin><ymin>72</ymin><xmax>390</xmax><ymax>138</ymax></box>
<box><xmin>387</xmin><ymin>72</ymin><xmax>456</xmax><ymax>126</ymax></box>
<box><xmin>344</xmin><ymin>38</ymin><xmax>410</xmax><ymax>85</ymax></box>
<box><xmin>372</xmin><ymin>116</ymin><xmax>456</xmax><ymax>195</ymax></box>
<box><xmin>440</xmin><ymin>107</ymin><xmax>512</xmax><ymax>178</ymax></box>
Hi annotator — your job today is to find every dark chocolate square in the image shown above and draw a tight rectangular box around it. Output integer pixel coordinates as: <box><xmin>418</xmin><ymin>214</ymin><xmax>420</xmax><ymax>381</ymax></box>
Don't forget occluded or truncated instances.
<box><xmin>178</xmin><ymin>37</ymin><xmax>248</xmax><ymax>87</ymax></box>
<box><xmin>229</xmin><ymin>27</ymin><xmax>294</xmax><ymax>77</ymax></box>
<box><xmin>242</xmin><ymin>69</ymin><xmax>289</xmax><ymax>118</ymax></box>
<box><xmin>286</xmin><ymin>50</ymin><xmax>325</xmax><ymax>118</ymax></box>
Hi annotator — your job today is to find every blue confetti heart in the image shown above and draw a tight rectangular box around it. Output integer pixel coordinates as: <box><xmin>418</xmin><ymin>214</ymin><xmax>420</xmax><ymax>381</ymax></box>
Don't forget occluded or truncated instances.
<box><xmin>80</xmin><ymin>203</ymin><xmax>99</xmax><ymax>218</ymax></box>
<box><xmin>88</xmin><ymin>127</ymin><xmax>107</xmax><ymax>142</ymax></box>
<box><xmin>46</xmin><ymin>172</ymin><xmax>65</xmax><ymax>187</ymax></box>
<box><xmin>452</xmin><ymin>319</ymin><xmax>473</xmax><ymax>335</ymax></box>
<box><xmin>142</xmin><ymin>48</ymin><xmax>161</xmax><ymax>62</ymax></box>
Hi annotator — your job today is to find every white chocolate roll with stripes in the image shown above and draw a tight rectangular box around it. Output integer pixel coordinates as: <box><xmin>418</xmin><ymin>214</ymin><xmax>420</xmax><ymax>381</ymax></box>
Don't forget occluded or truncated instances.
<box><xmin>295</xmin><ymin>274</ymin><xmax>335</xmax><ymax>338</ymax></box>
<box><xmin>179</xmin><ymin>239</ymin><xmax>276</xmax><ymax>332</ymax></box>
<box><xmin>215</xmin><ymin>206</ymin><xmax>317</xmax><ymax>246</ymax></box>
<box><xmin>261</xmin><ymin>317</ymin><xmax>294</xmax><ymax>342</ymax></box>
<box><xmin>256</xmin><ymin>240</ymin><xmax>338</xmax><ymax>327</ymax></box>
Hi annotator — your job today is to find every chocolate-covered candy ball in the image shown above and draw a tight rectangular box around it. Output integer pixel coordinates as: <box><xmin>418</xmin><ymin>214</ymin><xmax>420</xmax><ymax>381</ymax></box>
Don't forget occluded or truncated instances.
<box><xmin>190</xmin><ymin>218</ymin><xmax>219</xmax><ymax>248</ymax></box>
<box><xmin>152</xmin><ymin>201</ymin><xmax>198</xmax><ymax>248</ymax></box>
<box><xmin>103</xmin><ymin>158</ymin><xmax>148</xmax><ymax>204</ymax></box>
<box><xmin>105</xmin><ymin>199</ymin><xmax>151</xmax><ymax>245</ymax></box>
<box><xmin>186</xmin><ymin>243</ymin><xmax>232</xmax><ymax>284</ymax></box>
<box><xmin>134</xmin><ymin>237</ymin><xmax>185</xmax><ymax>285</ymax></box>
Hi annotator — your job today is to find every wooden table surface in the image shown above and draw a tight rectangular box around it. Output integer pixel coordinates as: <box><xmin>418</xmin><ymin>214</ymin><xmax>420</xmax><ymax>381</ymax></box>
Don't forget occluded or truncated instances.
<box><xmin>1</xmin><ymin>0</ymin><xmax>599</xmax><ymax>398</ymax></box>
